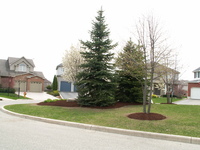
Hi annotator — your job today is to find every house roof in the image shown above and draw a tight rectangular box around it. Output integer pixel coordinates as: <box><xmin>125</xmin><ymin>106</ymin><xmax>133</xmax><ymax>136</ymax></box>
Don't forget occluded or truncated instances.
<box><xmin>154</xmin><ymin>63</ymin><xmax>180</xmax><ymax>74</ymax></box>
<box><xmin>56</xmin><ymin>63</ymin><xmax>63</xmax><ymax>70</ymax></box>
<box><xmin>0</xmin><ymin>57</ymin><xmax>44</xmax><ymax>79</ymax></box>
<box><xmin>193</xmin><ymin>67</ymin><xmax>200</xmax><ymax>72</ymax></box>
<box><xmin>8</xmin><ymin>57</ymin><xmax>35</xmax><ymax>67</ymax></box>
<box><xmin>188</xmin><ymin>79</ymin><xmax>200</xmax><ymax>83</ymax></box>
<box><xmin>0</xmin><ymin>59</ymin><xmax>9</xmax><ymax>76</ymax></box>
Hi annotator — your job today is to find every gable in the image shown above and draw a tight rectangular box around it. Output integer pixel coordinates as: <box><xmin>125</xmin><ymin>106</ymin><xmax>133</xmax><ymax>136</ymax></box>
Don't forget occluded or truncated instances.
<box><xmin>9</xmin><ymin>57</ymin><xmax>35</xmax><ymax>67</ymax></box>
<box><xmin>193</xmin><ymin>67</ymin><xmax>200</xmax><ymax>72</ymax></box>
<box><xmin>8</xmin><ymin>57</ymin><xmax>35</xmax><ymax>72</ymax></box>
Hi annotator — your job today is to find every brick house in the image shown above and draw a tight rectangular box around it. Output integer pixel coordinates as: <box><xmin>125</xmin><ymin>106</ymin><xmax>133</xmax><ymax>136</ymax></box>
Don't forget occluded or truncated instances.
<box><xmin>0</xmin><ymin>57</ymin><xmax>46</xmax><ymax>92</ymax></box>
<box><xmin>188</xmin><ymin>67</ymin><xmax>200</xmax><ymax>99</ymax></box>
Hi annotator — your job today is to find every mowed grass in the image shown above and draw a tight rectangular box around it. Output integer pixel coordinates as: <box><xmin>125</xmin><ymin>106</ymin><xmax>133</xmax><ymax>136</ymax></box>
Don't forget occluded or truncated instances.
<box><xmin>152</xmin><ymin>97</ymin><xmax>182</xmax><ymax>104</ymax></box>
<box><xmin>0</xmin><ymin>93</ymin><xmax>29</xmax><ymax>100</ymax></box>
<box><xmin>4</xmin><ymin>103</ymin><xmax>200</xmax><ymax>138</ymax></box>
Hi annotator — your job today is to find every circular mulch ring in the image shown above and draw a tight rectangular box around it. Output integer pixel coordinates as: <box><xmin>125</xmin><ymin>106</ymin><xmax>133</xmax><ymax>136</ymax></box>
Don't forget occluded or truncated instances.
<box><xmin>127</xmin><ymin>112</ymin><xmax>166</xmax><ymax>121</ymax></box>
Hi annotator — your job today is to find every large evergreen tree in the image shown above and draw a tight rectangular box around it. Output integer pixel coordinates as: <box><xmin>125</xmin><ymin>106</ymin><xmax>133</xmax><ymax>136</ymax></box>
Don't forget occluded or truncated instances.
<box><xmin>116</xmin><ymin>39</ymin><xmax>144</xmax><ymax>103</ymax></box>
<box><xmin>76</xmin><ymin>9</ymin><xmax>117</xmax><ymax>107</ymax></box>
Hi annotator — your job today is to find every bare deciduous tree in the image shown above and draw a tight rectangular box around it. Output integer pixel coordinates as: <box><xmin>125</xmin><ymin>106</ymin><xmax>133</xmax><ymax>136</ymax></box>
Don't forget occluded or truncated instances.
<box><xmin>135</xmin><ymin>14</ymin><xmax>172</xmax><ymax>113</ymax></box>
<box><xmin>156</xmin><ymin>53</ymin><xmax>180</xmax><ymax>103</ymax></box>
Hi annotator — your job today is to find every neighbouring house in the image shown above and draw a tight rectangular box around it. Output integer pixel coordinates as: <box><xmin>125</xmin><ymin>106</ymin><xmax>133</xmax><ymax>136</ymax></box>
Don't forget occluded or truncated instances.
<box><xmin>153</xmin><ymin>64</ymin><xmax>180</xmax><ymax>96</ymax></box>
<box><xmin>0</xmin><ymin>57</ymin><xmax>46</xmax><ymax>92</ymax></box>
<box><xmin>56</xmin><ymin>63</ymin><xmax>76</xmax><ymax>92</ymax></box>
<box><xmin>44</xmin><ymin>79</ymin><xmax>51</xmax><ymax>91</ymax></box>
<box><xmin>174</xmin><ymin>80</ymin><xmax>188</xmax><ymax>98</ymax></box>
<box><xmin>188</xmin><ymin>67</ymin><xmax>200</xmax><ymax>99</ymax></box>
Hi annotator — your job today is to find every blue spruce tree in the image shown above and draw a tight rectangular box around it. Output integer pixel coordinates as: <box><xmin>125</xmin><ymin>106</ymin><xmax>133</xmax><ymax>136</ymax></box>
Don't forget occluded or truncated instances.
<box><xmin>76</xmin><ymin>9</ymin><xmax>117</xmax><ymax>107</ymax></box>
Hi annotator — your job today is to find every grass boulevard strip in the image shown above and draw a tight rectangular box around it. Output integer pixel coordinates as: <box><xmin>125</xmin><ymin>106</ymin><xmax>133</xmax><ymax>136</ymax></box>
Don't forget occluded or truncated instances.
<box><xmin>4</xmin><ymin>98</ymin><xmax>200</xmax><ymax>139</ymax></box>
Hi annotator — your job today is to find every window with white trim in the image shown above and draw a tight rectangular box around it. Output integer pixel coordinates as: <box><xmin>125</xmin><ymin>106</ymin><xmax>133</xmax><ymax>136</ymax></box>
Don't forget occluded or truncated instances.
<box><xmin>19</xmin><ymin>63</ymin><xmax>27</xmax><ymax>72</ymax></box>
<box><xmin>194</xmin><ymin>71</ymin><xmax>200</xmax><ymax>78</ymax></box>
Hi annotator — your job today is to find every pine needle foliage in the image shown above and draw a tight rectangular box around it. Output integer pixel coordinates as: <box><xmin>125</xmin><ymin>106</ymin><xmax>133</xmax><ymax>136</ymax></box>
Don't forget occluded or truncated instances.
<box><xmin>116</xmin><ymin>39</ymin><xmax>144</xmax><ymax>103</ymax></box>
<box><xmin>76</xmin><ymin>9</ymin><xmax>117</xmax><ymax>107</ymax></box>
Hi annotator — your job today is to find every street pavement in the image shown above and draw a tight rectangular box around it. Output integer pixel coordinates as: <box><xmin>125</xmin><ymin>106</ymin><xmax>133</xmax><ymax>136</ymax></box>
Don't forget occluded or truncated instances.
<box><xmin>0</xmin><ymin>93</ymin><xmax>200</xmax><ymax>149</ymax></box>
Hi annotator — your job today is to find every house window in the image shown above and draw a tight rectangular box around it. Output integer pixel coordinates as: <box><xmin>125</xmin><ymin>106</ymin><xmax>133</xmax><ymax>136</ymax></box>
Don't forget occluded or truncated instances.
<box><xmin>19</xmin><ymin>63</ymin><xmax>27</xmax><ymax>72</ymax></box>
<box><xmin>194</xmin><ymin>72</ymin><xmax>200</xmax><ymax>78</ymax></box>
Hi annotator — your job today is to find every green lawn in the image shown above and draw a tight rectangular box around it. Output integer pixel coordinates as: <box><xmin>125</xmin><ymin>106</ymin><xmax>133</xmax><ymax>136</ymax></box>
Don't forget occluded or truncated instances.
<box><xmin>0</xmin><ymin>93</ymin><xmax>29</xmax><ymax>100</ymax></box>
<box><xmin>5</xmin><ymin>103</ymin><xmax>200</xmax><ymax>138</ymax></box>
<box><xmin>152</xmin><ymin>97</ymin><xmax>182</xmax><ymax>104</ymax></box>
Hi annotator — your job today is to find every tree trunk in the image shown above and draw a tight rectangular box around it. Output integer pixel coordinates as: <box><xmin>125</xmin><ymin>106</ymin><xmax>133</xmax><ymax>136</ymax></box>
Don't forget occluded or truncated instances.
<box><xmin>147</xmin><ymin>73</ymin><xmax>153</xmax><ymax>114</ymax></box>
<box><xmin>167</xmin><ymin>92</ymin><xmax>171</xmax><ymax>103</ymax></box>
<box><xmin>166</xmin><ymin>84</ymin><xmax>171</xmax><ymax>103</ymax></box>
<box><xmin>143</xmin><ymin>80</ymin><xmax>147</xmax><ymax>113</ymax></box>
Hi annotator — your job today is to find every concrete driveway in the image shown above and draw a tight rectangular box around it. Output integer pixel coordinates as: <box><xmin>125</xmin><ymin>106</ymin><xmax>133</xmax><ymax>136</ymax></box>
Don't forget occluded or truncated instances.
<box><xmin>174</xmin><ymin>99</ymin><xmax>200</xmax><ymax>105</ymax></box>
<box><xmin>20</xmin><ymin>92</ymin><xmax>58</xmax><ymax>101</ymax></box>
<box><xmin>60</xmin><ymin>92</ymin><xmax>78</xmax><ymax>99</ymax></box>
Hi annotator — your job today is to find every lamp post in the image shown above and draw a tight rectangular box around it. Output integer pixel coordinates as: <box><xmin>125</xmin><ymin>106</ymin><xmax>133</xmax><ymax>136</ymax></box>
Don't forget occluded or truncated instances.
<box><xmin>8</xmin><ymin>77</ymin><xmax>11</xmax><ymax>96</ymax></box>
<box><xmin>18</xmin><ymin>80</ymin><xmax>21</xmax><ymax>98</ymax></box>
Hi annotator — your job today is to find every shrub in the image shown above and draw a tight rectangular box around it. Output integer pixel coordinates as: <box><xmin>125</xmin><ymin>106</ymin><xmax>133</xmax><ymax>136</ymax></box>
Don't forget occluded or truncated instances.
<box><xmin>0</xmin><ymin>88</ymin><xmax>15</xmax><ymax>93</ymax></box>
<box><xmin>52</xmin><ymin>90</ymin><xmax>59</xmax><ymax>96</ymax></box>
<box><xmin>44</xmin><ymin>99</ymin><xmax>58</xmax><ymax>103</ymax></box>
<box><xmin>152</xmin><ymin>94</ymin><xmax>158</xmax><ymax>98</ymax></box>
<box><xmin>44</xmin><ymin>99</ymin><xmax>66</xmax><ymax>103</ymax></box>
<box><xmin>46</xmin><ymin>85</ymin><xmax>52</xmax><ymax>90</ymax></box>
<box><xmin>47</xmin><ymin>90</ymin><xmax>60</xmax><ymax>97</ymax></box>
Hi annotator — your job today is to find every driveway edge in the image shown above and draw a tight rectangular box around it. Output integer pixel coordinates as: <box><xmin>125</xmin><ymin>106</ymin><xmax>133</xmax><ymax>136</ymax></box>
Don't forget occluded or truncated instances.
<box><xmin>1</xmin><ymin>106</ymin><xmax>200</xmax><ymax>145</ymax></box>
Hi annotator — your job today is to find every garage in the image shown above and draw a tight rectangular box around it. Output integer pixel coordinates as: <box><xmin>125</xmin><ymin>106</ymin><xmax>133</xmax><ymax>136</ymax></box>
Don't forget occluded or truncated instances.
<box><xmin>191</xmin><ymin>87</ymin><xmax>200</xmax><ymax>99</ymax></box>
<box><xmin>60</xmin><ymin>81</ymin><xmax>71</xmax><ymax>92</ymax></box>
<box><xmin>30</xmin><ymin>82</ymin><xmax>42</xmax><ymax>92</ymax></box>
<box><xmin>14</xmin><ymin>81</ymin><xmax>26</xmax><ymax>92</ymax></box>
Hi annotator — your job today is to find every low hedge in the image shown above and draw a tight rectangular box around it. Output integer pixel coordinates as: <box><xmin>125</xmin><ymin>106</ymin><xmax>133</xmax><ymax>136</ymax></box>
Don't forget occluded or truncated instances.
<box><xmin>47</xmin><ymin>90</ymin><xmax>60</xmax><ymax>96</ymax></box>
<box><xmin>0</xmin><ymin>88</ymin><xmax>15</xmax><ymax>93</ymax></box>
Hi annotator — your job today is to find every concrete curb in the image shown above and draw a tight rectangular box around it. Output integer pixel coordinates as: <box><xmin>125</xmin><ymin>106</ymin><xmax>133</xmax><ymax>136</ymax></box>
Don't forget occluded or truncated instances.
<box><xmin>1</xmin><ymin>106</ymin><xmax>200</xmax><ymax>145</ymax></box>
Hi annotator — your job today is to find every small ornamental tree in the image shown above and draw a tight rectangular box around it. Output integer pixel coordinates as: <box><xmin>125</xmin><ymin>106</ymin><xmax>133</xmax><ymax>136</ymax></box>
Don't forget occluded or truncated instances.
<box><xmin>52</xmin><ymin>75</ymin><xmax>58</xmax><ymax>91</ymax></box>
<box><xmin>62</xmin><ymin>43</ymin><xmax>85</xmax><ymax>83</ymax></box>
<box><xmin>76</xmin><ymin>9</ymin><xmax>117</xmax><ymax>107</ymax></box>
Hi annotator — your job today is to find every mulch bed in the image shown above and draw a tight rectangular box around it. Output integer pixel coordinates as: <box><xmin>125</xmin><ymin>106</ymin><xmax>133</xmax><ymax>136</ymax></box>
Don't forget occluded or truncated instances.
<box><xmin>37</xmin><ymin>100</ymin><xmax>166</xmax><ymax>120</ymax></box>
<box><xmin>127</xmin><ymin>113</ymin><xmax>166</xmax><ymax>121</ymax></box>
<box><xmin>37</xmin><ymin>100</ymin><xmax>141</xmax><ymax>109</ymax></box>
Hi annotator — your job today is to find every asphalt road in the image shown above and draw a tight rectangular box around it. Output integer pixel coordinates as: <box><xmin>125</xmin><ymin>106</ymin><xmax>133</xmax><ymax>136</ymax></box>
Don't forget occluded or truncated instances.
<box><xmin>0</xmin><ymin>98</ymin><xmax>200</xmax><ymax>149</ymax></box>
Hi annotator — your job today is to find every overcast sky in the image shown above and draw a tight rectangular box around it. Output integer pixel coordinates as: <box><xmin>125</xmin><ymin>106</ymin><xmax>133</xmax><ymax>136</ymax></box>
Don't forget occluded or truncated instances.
<box><xmin>0</xmin><ymin>0</ymin><xmax>199</xmax><ymax>81</ymax></box>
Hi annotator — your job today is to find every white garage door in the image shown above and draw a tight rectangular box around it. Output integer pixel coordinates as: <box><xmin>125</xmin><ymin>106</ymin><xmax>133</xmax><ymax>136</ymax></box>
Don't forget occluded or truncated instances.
<box><xmin>30</xmin><ymin>82</ymin><xmax>42</xmax><ymax>92</ymax></box>
<box><xmin>14</xmin><ymin>81</ymin><xmax>26</xmax><ymax>92</ymax></box>
<box><xmin>191</xmin><ymin>87</ymin><xmax>200</xmax><ymax>99</ymax></box>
